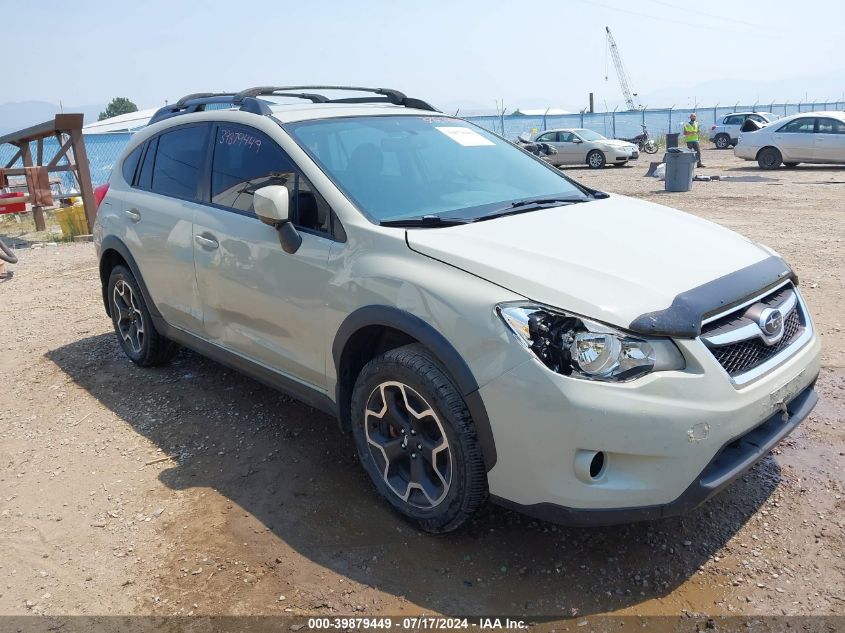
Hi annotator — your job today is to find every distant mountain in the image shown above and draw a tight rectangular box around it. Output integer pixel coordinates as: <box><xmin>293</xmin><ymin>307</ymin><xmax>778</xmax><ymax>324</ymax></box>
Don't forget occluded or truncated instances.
<box><xmin>0</xmin><ymin>101</ymin><xmax>105</xmax><ymax>136</ymax></box>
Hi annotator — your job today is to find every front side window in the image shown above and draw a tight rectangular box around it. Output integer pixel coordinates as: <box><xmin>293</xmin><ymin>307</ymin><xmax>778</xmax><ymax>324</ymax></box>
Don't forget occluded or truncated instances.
<box><xmin>210</xmin><ymin>125</ymin><xmax>332</xmax><ymax>233</ymax></box>
<box><xmin>285</xmin><ymin>115</ymin><xmax>587</xmax><ymax>223</ymax></box>
<box><xmin>779</xmin><ymin>118</ymin><xmax>815</xmax><ymax>133</ymax></box>
<box><xmin>816</xmin><ymin>118</ymin><xmax>845</xmax><ymax>134</ymax></box>
<box><xmin>151</xmin><ymin>125</ymin><xmax>209</xmax><ymax>199</ymax></box>
<box><xmin>559</xmin><ymin>131</ymin><xmax>575</xmax><ymax>143</ymax></box>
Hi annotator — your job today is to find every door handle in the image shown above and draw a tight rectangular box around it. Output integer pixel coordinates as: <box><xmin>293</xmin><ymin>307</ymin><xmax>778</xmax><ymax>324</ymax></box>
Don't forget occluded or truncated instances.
<box><xmin>124</xmin><ymin>208</ymin><xmax>141</xmax><ymax>222</ymax></box>
<box><xmin>194</xmin><ymin>234</ymin><xmax>219</xmax><ymax>250</ymax></box>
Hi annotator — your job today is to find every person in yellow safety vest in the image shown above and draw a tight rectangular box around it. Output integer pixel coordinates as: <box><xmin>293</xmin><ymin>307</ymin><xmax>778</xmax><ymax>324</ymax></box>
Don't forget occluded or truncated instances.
<box><xmin>683</xmin><ymin>112</ymin><xmax>705</xmax><ymax>168</ymax></box>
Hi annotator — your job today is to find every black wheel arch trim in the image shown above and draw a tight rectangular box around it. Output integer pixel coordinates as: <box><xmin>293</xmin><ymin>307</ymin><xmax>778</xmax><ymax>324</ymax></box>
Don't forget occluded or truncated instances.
<box><xmin>628</xmin><ymin>256</ymin><xmax>797</xmax><ymax>338</ymax></box>
<box><xmin>332</xmin><ymin>305</ymin><xmax>497</xmax><ymax>471</ymax></box>
<box><xmin>98</xmin><ymin>235</ymin><xmax>164</xmax><ymax>322</ymax></box>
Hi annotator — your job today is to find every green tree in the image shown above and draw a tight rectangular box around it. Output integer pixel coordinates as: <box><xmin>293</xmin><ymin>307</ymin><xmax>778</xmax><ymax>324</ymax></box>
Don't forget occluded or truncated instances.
<box><xmin>98</xmin><ymin>97</ymin><xmax>138</xmax><ymax>121</ymax></box>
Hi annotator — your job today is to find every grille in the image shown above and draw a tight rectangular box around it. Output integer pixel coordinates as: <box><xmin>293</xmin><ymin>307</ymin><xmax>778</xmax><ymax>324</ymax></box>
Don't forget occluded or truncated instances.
<box><xmin>709</xmin><ymin>307</ymin><xmax>802</xmax><ymax>376</ymax></box>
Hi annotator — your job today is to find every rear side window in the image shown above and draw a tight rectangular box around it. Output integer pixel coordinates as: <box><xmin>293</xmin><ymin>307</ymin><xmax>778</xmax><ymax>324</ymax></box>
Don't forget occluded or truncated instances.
<box><xmin>779</xmin><ymin>118</ymin><xmax>815</xmax><ymax>133</ymax></box>
<box><xmin>150</xmin><ymin>125</ymin><xmax>209</xmax><ymax>199</ymax></box>
<box><xmin>121</xmin><ymin>146</ymin><xmax>142</xmax><ymax>184</ymax></box>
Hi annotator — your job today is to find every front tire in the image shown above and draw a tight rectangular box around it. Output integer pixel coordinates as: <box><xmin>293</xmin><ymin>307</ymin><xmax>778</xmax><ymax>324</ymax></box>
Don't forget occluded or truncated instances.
<box><xmin>587</xmin><ymin>150</ymin><xmax>606</xmax><ymax>169</ymax></box>
<box><xmin>350</xmin><ymin>344</ymin><xmax>487</xmax><ymax>533</ymax></box>
<box><xmin>714</xmin><ymin>134</ymin><xmax>731</xmax><ymax>149</ymax></box>
<box><xmin>757</xmin><ymin>147</ymin><xmax>782</xmax><ymax>170</ymax></box>
<box><xmin>107</xmin><ymin>265</ymin><xmax>179</xmax><ymax>366</ymax></box>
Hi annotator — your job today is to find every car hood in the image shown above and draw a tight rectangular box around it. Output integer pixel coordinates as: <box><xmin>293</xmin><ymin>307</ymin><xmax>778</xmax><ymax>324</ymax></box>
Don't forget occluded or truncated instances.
<box><xmin>598</xmin><ymin>139</ymin><xmax>637</xmax><ymax>150</ymax></box>
<box><xmin>406</xmin><ymin>194</ymin><xmax>771</xmax><ymax>331</ymax></box>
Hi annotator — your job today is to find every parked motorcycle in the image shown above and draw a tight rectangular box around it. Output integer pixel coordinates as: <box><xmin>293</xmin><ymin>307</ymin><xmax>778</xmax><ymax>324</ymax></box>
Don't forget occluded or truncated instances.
<box><xmin>516</xmin><ymin>133</ymin><xmax>558</xmax><ymax>158</ymax></box>
<box><xmin>622</xmin><ymin>124</ymin><xmax>658</xmax><ymax>154</ymax></box>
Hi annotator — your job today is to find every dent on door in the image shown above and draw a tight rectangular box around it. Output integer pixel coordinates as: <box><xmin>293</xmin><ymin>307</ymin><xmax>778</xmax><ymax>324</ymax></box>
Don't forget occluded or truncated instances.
<box><xmin>193</xmin><ymin>212</ymin><xmax>333</xmax><ymax>389</ymax></box>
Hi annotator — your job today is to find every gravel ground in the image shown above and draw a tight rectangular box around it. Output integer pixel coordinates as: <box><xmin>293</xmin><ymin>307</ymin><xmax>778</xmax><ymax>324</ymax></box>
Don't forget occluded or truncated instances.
<box><xmin>0</xmin><ymin>148</ymin><xmax>843</xmax><ymax>622</ymax></box>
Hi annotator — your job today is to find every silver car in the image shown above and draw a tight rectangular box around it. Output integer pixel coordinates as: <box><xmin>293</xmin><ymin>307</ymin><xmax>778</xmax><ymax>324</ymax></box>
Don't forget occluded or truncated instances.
<box><xmin>533</xmin><ymin>128</ymin><xmax>639</xmax><ymax>168</ymax></box>
<box><xmin>709</xmin><ymin>112</ymin><xmax>779</xmax><ymax>149</ymax></box>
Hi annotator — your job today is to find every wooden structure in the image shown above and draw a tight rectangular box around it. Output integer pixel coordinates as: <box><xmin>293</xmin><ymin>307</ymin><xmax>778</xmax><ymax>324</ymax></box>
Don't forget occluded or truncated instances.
<box><xmin>0</xmin><ymin>114</ymin><xmax>96</xmax><ymax>232</ymax></box>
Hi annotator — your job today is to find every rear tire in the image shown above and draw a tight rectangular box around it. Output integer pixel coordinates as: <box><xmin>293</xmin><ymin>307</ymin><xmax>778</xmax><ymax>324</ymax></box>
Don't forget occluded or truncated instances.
<box><xmin>757</xmin><ymin>147</ymin><xmax>782</xmax><ymax>170</ymax></box>
<box><xmin>350</xmin><ymin>344</ymin><xmax>487</xmax><ymax>533</ymax></box>
<box><xmin>714</xmin><ymin>134</ymin><xmax>731</xmax><ymax>149</ymax></box>
<box><xmin>107</xmin><ymin>265</ymin><xmax>179</xmax><ymax>366</ymax></box>
<box><xmin>587</xmin><ymin>150</ymin><xmax>606</xmax><ymax>169</ymax></box>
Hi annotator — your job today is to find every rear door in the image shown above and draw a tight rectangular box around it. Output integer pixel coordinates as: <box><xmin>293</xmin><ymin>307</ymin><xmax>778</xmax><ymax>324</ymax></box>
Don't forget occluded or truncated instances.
<box><xmin>192</xmin><ymin>123</ymin><xmax>338</xmax><ymax>388</ymax></box>
<box><xmin>120</xmin><ymin>123</ymin><xmax>210</xmax><ymax>333</ymax></box>
<box><xmin>534</xmin><ymin>131</ymin><xmax>563</xmax><ymax>165</ymax></box>
<box><xmin>722</xmin><ymin>114</ymin><xmax>745</xmax><ymax>140</ymax></box>
<box><xmin>814</xmin><ymin>117</ymin><xmax>845</xmax><ymax>163</ymax></box>
<box><xmin>771</xmin><ymin>117</ymin><xmax>816</xmax><ymax>161</ymax></box>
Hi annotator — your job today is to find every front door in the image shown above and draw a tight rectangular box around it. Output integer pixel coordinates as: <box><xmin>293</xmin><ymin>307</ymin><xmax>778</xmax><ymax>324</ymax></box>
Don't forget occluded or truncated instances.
<box><xmin>192</xmin><ymin>123</ymin><xmax>337</xmax><ymax>389</ymax></box>
<box><xmin>814</xmin><ymin>117</ymin><xmax>845</xmax><ymax>163</ymax></box>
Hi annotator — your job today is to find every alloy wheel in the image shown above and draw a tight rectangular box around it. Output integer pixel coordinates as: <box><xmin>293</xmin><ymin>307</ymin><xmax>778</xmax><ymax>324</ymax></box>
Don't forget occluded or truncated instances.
<box><xmin>364</xmin><ymin>381</ymin><xmax>452</xmax><ymax>508</ymax></box>
<box><xmin>112</xmin><ymin>279</ymin><xmax>145</xmax><ymax>354</ymax></box>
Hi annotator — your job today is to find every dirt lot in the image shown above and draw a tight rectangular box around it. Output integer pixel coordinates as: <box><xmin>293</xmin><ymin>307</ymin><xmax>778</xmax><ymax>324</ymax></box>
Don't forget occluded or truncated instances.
<box><xmin>1</xmin><ymin>148</ymin><xmax>843</xmax><ymax>623</ymax></box>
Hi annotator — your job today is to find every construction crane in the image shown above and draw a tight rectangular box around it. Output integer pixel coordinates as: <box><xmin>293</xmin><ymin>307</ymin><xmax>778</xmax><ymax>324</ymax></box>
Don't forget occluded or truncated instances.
<box><xmin>605</xmin><ymin>26</ymin><xmax>640</xmax><ymax>111</ymax></box>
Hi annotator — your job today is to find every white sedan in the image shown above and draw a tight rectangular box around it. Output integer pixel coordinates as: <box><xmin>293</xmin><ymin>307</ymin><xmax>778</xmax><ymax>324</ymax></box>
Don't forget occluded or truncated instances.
<box><xmin>533</xmin><ymin>128</ymin><xmax>639</xmax><ymax>168</ymax></box>
<box><xmin>734</xmin><ymin>111</ymin><xmax>845</xmax><ymax>169</ymax></box>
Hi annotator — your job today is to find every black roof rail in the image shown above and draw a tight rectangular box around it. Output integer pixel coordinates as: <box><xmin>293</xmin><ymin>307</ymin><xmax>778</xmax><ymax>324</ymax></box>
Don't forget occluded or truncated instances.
<box><xmin>233</xmin><ymin>85</ymin><xmax>439</xmax><ymax>112</ymax></box>
<box><xmin>148</xmin><ymin>85</ymin><xmax>439</xmax><ymax>126</ymax></box>
<box><xmin>149</xmin><ymin>93</ymin><xmax>239</xmax><ymax>125</ymax></box>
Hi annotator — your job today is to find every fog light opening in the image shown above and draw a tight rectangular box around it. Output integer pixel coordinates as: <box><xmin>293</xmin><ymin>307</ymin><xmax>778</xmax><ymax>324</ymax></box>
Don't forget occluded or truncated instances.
<box><xmin>589</xmin><ymin>451</ymin><xmax>606</xmax><ymax>479</ymax></box>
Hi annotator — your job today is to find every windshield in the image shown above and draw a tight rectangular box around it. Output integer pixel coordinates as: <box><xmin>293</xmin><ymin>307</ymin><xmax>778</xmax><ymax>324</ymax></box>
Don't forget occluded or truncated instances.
<box><xmin>574</xmin><ymin>129</ymin><xmax>606</xmax><ymax>141</ymax></box>
<box><xmin>284</xmin><ymin>115</ymin><xmax>587</xmax><ymax>223</ymax></box>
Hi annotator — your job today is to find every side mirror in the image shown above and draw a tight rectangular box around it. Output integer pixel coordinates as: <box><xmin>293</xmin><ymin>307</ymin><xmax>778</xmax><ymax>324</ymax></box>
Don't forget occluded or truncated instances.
<box><xmin>253</xmin><ymin>185</ymin><xmax>302</xmax><ymax>254</ymax></box>
<box><xmin>572</xmin><ymin>137</ymin><xmax>583</xmax><ymax>143</ymax></box>
<box><xmin>254</xmin><ymin>185</ymin><xmax>290</xmax><ymax>226</ymax></box>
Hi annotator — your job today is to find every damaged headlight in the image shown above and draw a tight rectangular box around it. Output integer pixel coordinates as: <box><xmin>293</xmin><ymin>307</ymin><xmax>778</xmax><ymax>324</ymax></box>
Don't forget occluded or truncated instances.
<box><xmin>497</xmin><ymin>303</ymin><xmax>685</xmax><ymax>382</ymax></box>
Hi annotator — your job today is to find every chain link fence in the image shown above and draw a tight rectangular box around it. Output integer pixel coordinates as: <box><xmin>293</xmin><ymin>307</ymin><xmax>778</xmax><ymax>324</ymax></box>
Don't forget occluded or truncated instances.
<box><xmin>1</xmin><ymin>100</ymin><xmax>842</xmax><ymax>193</ymax></box>
<box><xmin>467</xmin><ymin>101</ymin><xmax>845</xmax><ymax>142</ymax></box>
<box><xmin>0</xmin><ymin>133</ymin><xmax>131</xmax><ymax>193</ymax></box>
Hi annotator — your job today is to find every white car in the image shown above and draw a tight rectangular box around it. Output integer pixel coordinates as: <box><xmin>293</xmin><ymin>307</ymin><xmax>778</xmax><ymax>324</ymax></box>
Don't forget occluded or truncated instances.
<box><xmin>735</xmin><ymin>111</ymin><xmax>845</xmax><ymax>169</ymax></box>
<box><xmin>533</xmin><ymin>128</ymin><xmax>639</xmax><ymax>168</ymax></box>
<box><xmin>94</xmin><ymin>85</ymin><xmax>820</xmax><ymax>532</ymax></box>
<box><xmin>709</xmin><ymin>111</ymin><xmax>779</xmax><ymax>149</ymax></box>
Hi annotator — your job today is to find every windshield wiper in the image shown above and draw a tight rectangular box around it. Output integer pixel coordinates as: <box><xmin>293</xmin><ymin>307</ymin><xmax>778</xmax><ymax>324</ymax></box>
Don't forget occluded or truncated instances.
<box><xmin>471</xmin><ymin>197</ymin><xmax>586</xmax><ymax>222</ymax></box>
<box><xmin>379</xmin><ymin>215</ymin><xmax>470</xmax><ymax>228</ymax></box>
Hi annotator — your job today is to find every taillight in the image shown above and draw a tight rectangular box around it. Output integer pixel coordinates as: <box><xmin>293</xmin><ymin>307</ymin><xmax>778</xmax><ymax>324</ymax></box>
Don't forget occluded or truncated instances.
<box><xmin>94</xmin><ymin>183</ymin><xmax>110</xmax><ymax>210</ymax></box>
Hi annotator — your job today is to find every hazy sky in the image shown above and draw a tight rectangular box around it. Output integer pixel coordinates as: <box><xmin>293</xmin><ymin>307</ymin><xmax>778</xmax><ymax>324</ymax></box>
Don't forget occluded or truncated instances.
<box><xmin>4</xmin><ymin>0</ymin><xmax>844</xmax><ymax>111</ymax></box>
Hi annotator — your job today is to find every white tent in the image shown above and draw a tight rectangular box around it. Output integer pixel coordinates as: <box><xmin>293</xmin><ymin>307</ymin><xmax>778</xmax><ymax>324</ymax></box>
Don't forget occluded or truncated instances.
<box><xmin>512</xmin><ymin>108</ymin><xmax>571</xmax><ymax>116</ymax></box>
<box><xmin>82</xmin><ymin>108</ymin><xmax>158</xmax><ymax>134</ymax></box>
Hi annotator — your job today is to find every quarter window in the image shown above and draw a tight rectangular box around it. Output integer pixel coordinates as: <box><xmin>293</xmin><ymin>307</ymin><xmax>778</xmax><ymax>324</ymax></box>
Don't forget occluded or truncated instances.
<box><xmin>210</xmin><ymin>125</ymin><xmax>333</xmax><ymax>234</ymax></box>
<box><xmin>122</xmin><ymin>146</ymin><xmax>142</xmax><ymax>185</ymax></box>
<box><xmin>137</xmin><ymin>137</ymin><xmax>158</xmax><ymax>190</ymax></box>
<box><xmin>151</xmin><ymin>125</ymin><xmax>209</xmax><ymax>199</ymax></box>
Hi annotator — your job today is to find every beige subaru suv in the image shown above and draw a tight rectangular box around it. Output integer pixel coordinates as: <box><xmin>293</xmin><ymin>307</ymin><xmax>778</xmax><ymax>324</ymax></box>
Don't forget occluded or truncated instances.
<box><xmin>94</xmin><ymin>86</ymin><xmax>820</xmax><ymax>533</ymax></box>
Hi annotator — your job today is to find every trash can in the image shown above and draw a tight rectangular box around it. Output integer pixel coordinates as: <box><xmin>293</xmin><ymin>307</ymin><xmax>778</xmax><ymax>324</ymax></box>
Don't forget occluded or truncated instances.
<box><xmin>664</xmin><ymin>148</ymin><xmax>697</xmax><ymax>192</ymax></box>
<box><xmin>666</xmin><ymin>132</ymin><xmax>680</xmax><ymax>148</ymax></box>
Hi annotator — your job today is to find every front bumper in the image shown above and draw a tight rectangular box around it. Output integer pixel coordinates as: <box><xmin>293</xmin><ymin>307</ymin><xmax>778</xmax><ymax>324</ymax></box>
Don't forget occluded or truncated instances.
<box><xmin>480</xmin><ymin>331</ymin><xmax>821</xmax><ymax>525</ymax></box>
<box><xmin>492</xmin><ymin>380</ymin><xmax>817</xmax><ymax>526</ymax></box>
